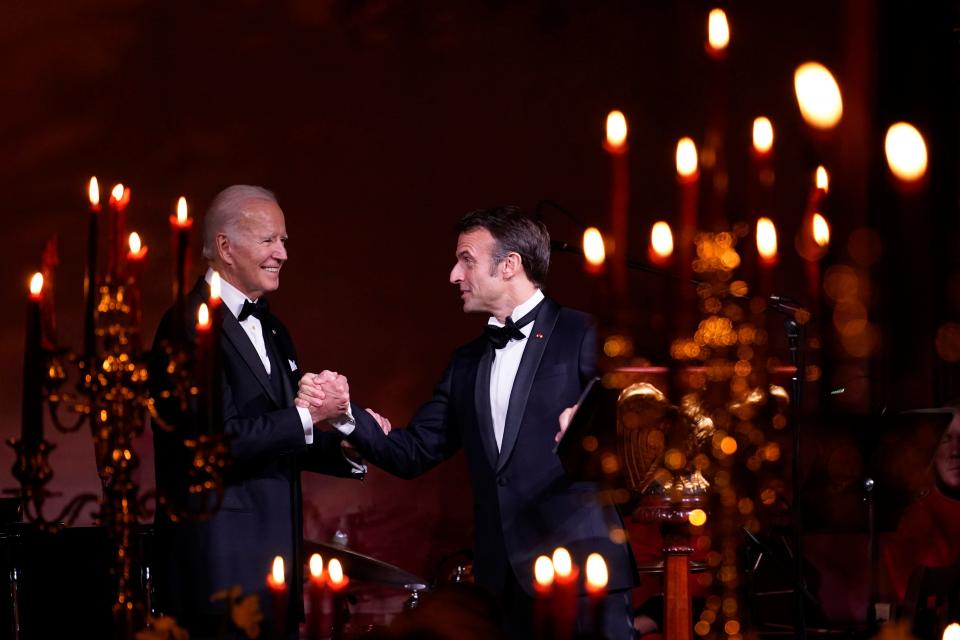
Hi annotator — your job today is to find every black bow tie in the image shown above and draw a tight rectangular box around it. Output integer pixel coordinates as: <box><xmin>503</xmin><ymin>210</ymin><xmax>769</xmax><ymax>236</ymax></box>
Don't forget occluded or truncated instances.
<box><xmin>484</xmin><ymin>301</ymin><xmax>543</xmax><ymax>349</ymax></box>
<box><xmin>237</xmin><ymin>298</ymin><xmax>270</xmax><ymax>322</ymax></box>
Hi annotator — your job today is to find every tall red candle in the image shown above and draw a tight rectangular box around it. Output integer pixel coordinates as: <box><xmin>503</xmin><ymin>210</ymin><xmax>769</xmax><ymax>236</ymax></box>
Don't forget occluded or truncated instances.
<box><xmin>551</xmin><ymin>547</ymin><xmax>577</xmax><ymax>640</ymax></box>
<box><xmin>84</xmin><ymin>177</ymin><xmax>100</xmax><ymax>359</ymax></box>
<box><xmin>584</xmin><ymin>553</ymin><xmax>609</xmax><ymax>636</ymax></box>
<box><xmin>676</xmin><ymin>137</ymin><xmax>700</xmax><ymax>333</ymax></box>
<box><xmin>170</xmin><ymin>196</ymin><xmax>193</xmax><ymax>310</ymax></box>
<box><xmin>307</xmin><ymin>553</ymin><xmax>328</xmax><ymax>640</ymax></box>
<box><xmin>604</xmin><ymin>110</ymin><xmax>629</xmax><ymax>309</ymax></box>
<box><xmin>328</xmin><ymin>559</ymin><xmax>350</xmax><ymax>640</ymax></box>
<box><xmin>266</xmin><ymin>556</ymin><xmax>288</xmax><ymax>640</ymax></box>
<box><xmin>22</xmin><ymin>273</ymin><xmax>45</xmax><ymax>450</ymax></box>
<box><xmin>108</xmin><ymin>184</ymin><xmax>130</xmax><ymax>281</ymax></box>
<box><xmin>532</xmin><ymin>555</ymin><xmax>555</xmax><ymax>640</ymax></box>
<box><xmin>756</xmin><ymin>217</ymin><xmax>778</xmax><ymax>298</ymax></box>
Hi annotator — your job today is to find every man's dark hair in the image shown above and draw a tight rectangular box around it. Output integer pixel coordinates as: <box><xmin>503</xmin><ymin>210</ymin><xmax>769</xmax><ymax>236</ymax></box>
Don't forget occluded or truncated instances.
<box><xmin>455</xmin><ymin>206</ymin><xmax>551</xmax><ymax>287</ymax></box>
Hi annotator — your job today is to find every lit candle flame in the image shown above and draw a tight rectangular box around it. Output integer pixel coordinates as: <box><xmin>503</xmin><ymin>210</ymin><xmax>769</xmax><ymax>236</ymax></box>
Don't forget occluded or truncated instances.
<box><xmin>585</xmin><ymin>553</ymin><xmax>608</xmax><ymax>590</ymax></box>
<box><xmin>197</xmin><ymin>303</ymin><xmax>210</xmax><ymax>328</ymax></box>
<box><xmin>650</xmin><ymin>221</ymin><xmax>674</xmax><ymax>258</ymax></box>
<box><xmin>176</xmin><ymin>197</ymin><xmax>189</xmax><ymax>224</ymax></box>
<box><xmin>111</xmin><ymin>183</ymin><xmax>125</xmax><ymax>201</ymax></box>
<box><xmin>328</xmin><ymin>558</ymin><xmax>345</xmax><ymax>585</ymax></box>
<box><xmin>605</xmin><ymin>110</ymin><xmax>628</xmax><ymax>149</ymax></box>
<box><xmin>88</xmin><ymin>177</ymin><xmax>100</xmax><ymax>207</ymax></box>
<box><xmin>582</xmin><ymin>228</ymin><xmax>606</xmax><ymax>267</ymax></box>
<box><xmin>309</xmin><ymin>553</ymin><xmax>323</xmax><ymax>579</ymax></box>
<box><xmin>271</xmin><ymin>556</ymin><xmax>285</xmax><ymax>585</ymax></box>
<box><xmin>707</xmin><ymin>9</ymin><xmax>730</xmax><ymax>52</ymax></box>
<box><xmin>756</xmin><ymin>217</ymin><xmax>778</xmax><ymax>261</ymax></box>
<box><xmin>794</xmin><ymin>62</ymin><xmax>843</xmax><ymax>129</ymax></box>
<box><xmin>29</xmin><ymin>272</ymin><xmax>44</xmax><ymax>296</ymax></box>
<box><xmin>942</xmin><ymin>622</ymin><xmax>960</xmax><ymax>640</ymax></box>
<box><xmin>551</xmin><ymin>547</ymin><xmax>573</xmax><ymax>579</ymax></box>
<box><xmin>884</xmin><ymin>122</ymin><xmax>928</xmax><ymax>182</ymax></box>
<box><xmin>752</xmin><ymin>117</ymin><xmax>773</xmax><ymax>154</ymax></box>
<box><xmin>676</xmin><ymin>137</ymin><xmax>698</xmax><ymax>178</ymax></box>
<box><xmin>128</xmin><ymin>232</ymin><xmax>142</xmax><ymax>254</ymax></box>
<box><xmin>812</xmin><ymin>213</ymin><xmax>830</xmax><ymax>248</ymax></box>
<box><xmin>816</xmin><ymin>166</ymin><xmax>829</xmax><ymax>192</ymax></box>
<box><xmin>534</xmin><ymin>555</ymin><xmax>554</xmax><ymax>588</ymax></box>
<box><xmin>209</xmin><ymin>271</ymin><xmax>222</xmax><ymax>302</ymax></box>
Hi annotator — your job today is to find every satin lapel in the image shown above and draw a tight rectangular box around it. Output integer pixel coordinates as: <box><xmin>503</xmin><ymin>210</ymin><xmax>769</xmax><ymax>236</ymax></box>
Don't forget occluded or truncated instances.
<box><xmin>220</xmin><ymin>311</ymin><xmax>283</xmax><ymax>408</ymax></box>
<box><xmin>473</xmin><ymin>343</ymin><xmax>499</xmax><ymax>471</ymax></box>
<box><xmin>262</xmin><ymin>318</ymin><xmax>295</xmax><ymax>407</ymax></box>
<box><xmin>497</xmin><ymin>298</ymin><xmax>560</xmax><ymax>472</ymax></box>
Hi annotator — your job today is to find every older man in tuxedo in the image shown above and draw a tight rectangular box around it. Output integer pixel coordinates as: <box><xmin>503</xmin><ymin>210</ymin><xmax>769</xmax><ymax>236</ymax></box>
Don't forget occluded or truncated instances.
<box><xmin>298</xmin><ymin>206</ymin><xmax>636</xmax><ymax>639</ymax></box>
<box><xmin>150</xmin><ymin>185</ymin><xmax>360</xmax><ymax>639</ymax></box>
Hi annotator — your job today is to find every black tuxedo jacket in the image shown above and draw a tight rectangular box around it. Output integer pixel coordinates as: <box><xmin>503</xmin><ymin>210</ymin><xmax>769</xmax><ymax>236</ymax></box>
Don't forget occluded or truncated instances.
<box><xmin>150</xmin><ymin>277</ymin><xmax>358</xmax><ymax>633</ymax></box>
<box><xmin>348</xmin><ymin>297</ymin><xmax>635</xmax><ymax>594</ymax></box>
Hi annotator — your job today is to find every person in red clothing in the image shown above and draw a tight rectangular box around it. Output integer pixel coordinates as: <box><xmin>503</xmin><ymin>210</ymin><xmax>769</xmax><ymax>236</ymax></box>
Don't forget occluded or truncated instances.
<box><xmin>883</xmin><ymin>407</ymin><xmax>960</xmax><ymax>603</ymax></box>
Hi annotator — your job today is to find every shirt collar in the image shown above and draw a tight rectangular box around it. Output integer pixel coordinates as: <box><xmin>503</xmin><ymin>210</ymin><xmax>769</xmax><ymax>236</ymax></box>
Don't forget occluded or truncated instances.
<box><xmin>487</xmin><ymin>289</ymin><xmax>545</xmax><ymax>328</ymax></box>
<box><xmin>205</xmin><ymin>267</ymin><xmax>255</xmax><ymax>320</ymax></box>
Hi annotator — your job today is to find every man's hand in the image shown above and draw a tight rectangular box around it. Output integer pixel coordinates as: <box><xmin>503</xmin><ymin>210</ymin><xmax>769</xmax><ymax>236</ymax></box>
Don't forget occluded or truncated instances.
<box><xmin>297</xmin><ymin>371</ymin><xmax>350</xmax><ymax>424</ymax></box>
<box><xmin>365</xmin><ymin>408</ymin><xmax>392</xmax><ymax>435</ymax></box>
<box><xmin>556</xmin><ymin>404</ymin><xmax>578</xmax><ymax>443</ymax></box>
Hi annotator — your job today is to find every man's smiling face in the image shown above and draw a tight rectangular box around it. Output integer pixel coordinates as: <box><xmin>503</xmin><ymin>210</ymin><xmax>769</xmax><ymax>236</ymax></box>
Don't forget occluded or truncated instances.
<box><xmin>220</xmin><ymin>199</ymin><xmax>288</xmax><ymax>300</ymax></box>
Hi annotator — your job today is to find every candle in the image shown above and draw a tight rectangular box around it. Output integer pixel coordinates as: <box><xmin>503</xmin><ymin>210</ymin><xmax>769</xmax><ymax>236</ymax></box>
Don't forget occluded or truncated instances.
<box><xmin>307</xmin><ymin>553</ymin><xmax>328</xmax><ymax>640</ymax></box>
<box><xmin>604</xmin><ymin>110</ymin><xmax>629</xmax><ymax>308</ymax></box>
<box><xmin>584</xmin><ymin>553</ymin><xmax>609</xmax><ymax>636</ymax></box>
<box><xmin>22</xmin><ymin>273</ymin><xmax>45</xmax><ymax>450</ymax></box>
<box><xmin>195</xmin><ymin>302</ymin><xmax>212</xmax><ymax>436</ymax></box>
<box><xmin>551</xmin><ymin>547</ymin><xmax>577</xmax><ymax>640</ymax></box>
<box><xmin>648</xmin><ymin>221</ymin><xmax>674</xmax><ymax>268</ymax></box>
<box><xmin>328</xmin><ymin>558</ymin><xmax>350</xmax><ymax>640</ymax></box>
<box><xmin>582</xmin><ymin>227</ymin><xmax>606</xmax><ymax>275</ymax></box>
<box><xmin>884</xmin><ymin>122</ymin><xmax>928</xmax><ymax>187</ymax></box>
<box><xmin>705</xmin><ymin>8</ymin><xmax>729</xmax><ymax>58</ymax></box>
<box><xmin>266</xmin><ymin>556</ymin><xmax>287</xmax><ymax>640</ymax></box>
<box><xmin>108</xmin><ymin>183</ymin><xmax>130</xmax><ymax>281</ymax></box>
<box><xmin>755</xmin><ymin>217</ymin><xmax>778</xmax><ymax>298</ymax></box>
<box><xmin>84</xmin><ymin>177</ymin><xmax>100</xmax><ymax>359</ymax></box>
<box><xmin>170</xmin><ymin>196</ymin><xmax>193</xmax><ymax>311</ymax></box>
<box><xmin>703</xmin><ymin>9</ymin><xmax>729</xmax><ymax>230</ymax></box>
<box><xmin>533</xmin><ymin>555</ymin><xmax>554</xmax><ymax>640</ymax></box>
<box><xmin>126</xmin><ymin>232</ymin><xmax>148</xmax><ymax>277</ymax></box>
<box><xmin>798</xmin><ymin>167</ymin><xmax>830</xmax><ymax>308</ymax></box>
<box><xmin>676</xmin><ymin>137</ymin><xmax>700</xmax><ymax>333</ymax></box>
<box><xmin>196</xmin><ymin>274</ymin><xmax>224</xmax><ymax>436</ymax></box>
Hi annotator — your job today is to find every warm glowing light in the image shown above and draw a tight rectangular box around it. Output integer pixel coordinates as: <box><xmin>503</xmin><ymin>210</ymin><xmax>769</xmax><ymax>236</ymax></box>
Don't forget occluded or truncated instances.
<box><xmin>605</xmin><ymin>110</ymin><xmax>628</xmax><ymax>149</ymax></box>
<box><xmin>707</xmin><ymin>9</ymin><xmax>730</xmax><ymax>52</ymax></box>
<box><xmin>689</xmin><ymin>509</ymin><xmax>708</xmax><ymax>526</ymax></box>
<box><xmin>197</xmin><ymin>303</ymin><xmax>210</xmax><ymax>328</ymax></box>
<box><xmin>943</xmin><ymin>622</ymin><xmax>960</xmax><ymax>640</ymax></box>
<box><xmin>534</xmin><ymin>555</ymin><xmax>554</xmax><ymax>587</ymax></box>
<box><xmin>111</xmin><ymin>183</ymin><xmax>125</xmax><ymax>201</ymax></box>
<box><xmin>128</xmin><ymin>232</ymin><xmax>141</xmax><ymax>254</ymax></box>
<box><xmin>752</xmin><ymin>117</ymin><xmax>773</xmax><ymax>154</ymax></box>
<box><xmin>88</xmin><ymin>177</ymin><xmax>100</xmax><ymax>207</ymax></box>
<box><xmin>650</xmin><ymin>222</ymin><xmax>674</xmax><ymax>258</ymax></box>
<box><xmin>271</xmin><ymin>556</ymin><xmax>285</xmax><ymax>585</ymax></box>
<box><xmin>676</xmin><ymin>137</ymin><xmax>698</xmax><ymax>178</ymax></box>
<box><xmin>720</xmin><ymin>436</ymin><xmax>738</xmax><ymax>455</ymax></box>
<box><xmin>209</xmin><ymin>271</ymin><xmax>222</xmax><ymax>302</ymax></box>
<box><xmin>794</xmin><ymin>62</ymin><xmax>843</xmax><ymax>129</ymax></box>
<box><xmin>177</xmin><ymin>197</ymin><xmax>189</xmax><ymax>224</ymax></box>
<box><xmin>585</xmin><ymin>553</ymin><xmax>608</xmax><ymax>591</ymax></box>
<box><xmin>884</xmin><ymin>122</ymin><xmax>928</xmax><ymax>182</ymax></box>
<box><xmin>816</xmin><ymin>166</ymin><xmax>829</xmax><ymax>192</ymax></box>
<box><xmin>309</xmin><ymin>554</ymin><xmax>323</xmax><ymax>579</ymax></box>
<box><xmin>812</xmin><ymin>213</ymin><xmax>830</xmax><ymax>247</ymax></box>
<box><xmin>756</xmin><ymin>217</ymin><xmax>778</xmax><ymax>261</ymax></box>
<box><xmin>551</xmin><ymin>547</ymin><xmax>573</xmax><ymax>579</ymax></box>
<box><xmin>582</xmin><ymin>227</ymin><xmax>606</xmax><ymax>267</ymax></box>
<box><xmin>328</xmin><ymin>558</ymin><xmax>345</xmax><ymax>585</ymax></box>
<box><xmin>29</xmin><ymin>272</ymin><xmax>44</xmax><ymax>297</ymax></box>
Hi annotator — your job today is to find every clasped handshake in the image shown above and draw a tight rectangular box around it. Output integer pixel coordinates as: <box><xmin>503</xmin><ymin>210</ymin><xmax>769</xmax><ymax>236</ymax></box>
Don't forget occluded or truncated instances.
<box><xmin>295</xmin><ymin>371</ymin><xmax>392</xmax><ymax>434</ymax></box>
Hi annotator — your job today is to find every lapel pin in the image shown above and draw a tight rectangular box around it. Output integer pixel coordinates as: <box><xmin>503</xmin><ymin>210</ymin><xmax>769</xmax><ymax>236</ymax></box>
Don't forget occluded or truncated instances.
<box><xmin>534</xmin><ymin>332</ymin><xmax>544</xmax><ymax>339</ymax></box>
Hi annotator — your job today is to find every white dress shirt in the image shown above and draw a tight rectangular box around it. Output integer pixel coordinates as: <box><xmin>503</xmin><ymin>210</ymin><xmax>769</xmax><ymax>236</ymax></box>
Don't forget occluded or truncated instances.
<box><xmin>206</xmin><ymin>269</ymin><xmax>316</xmax><ymax>444</ymax></box>
<box><xmin>488</xmin><ymin>289</ymin><xmax>545</xmax><ymax>451</ymax></box>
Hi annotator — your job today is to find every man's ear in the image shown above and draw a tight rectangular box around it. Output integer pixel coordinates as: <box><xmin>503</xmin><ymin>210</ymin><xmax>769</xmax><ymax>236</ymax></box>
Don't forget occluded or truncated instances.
<box><xmin>216</xmin><ymin>234</ymin><xmax>233</xmax><ymax>266</ymax></box>
<box><xmin>501</xmin><ymin>252</ymin><xmax>523</xmax><ymax>280</ymax></box>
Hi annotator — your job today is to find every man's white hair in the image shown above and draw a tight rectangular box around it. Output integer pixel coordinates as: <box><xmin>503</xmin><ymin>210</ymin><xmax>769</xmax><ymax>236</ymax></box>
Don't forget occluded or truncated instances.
<box><xmin>202</xmin><ymin>185</ymin><xmax>278</xmax><ymax>261</ymax></box>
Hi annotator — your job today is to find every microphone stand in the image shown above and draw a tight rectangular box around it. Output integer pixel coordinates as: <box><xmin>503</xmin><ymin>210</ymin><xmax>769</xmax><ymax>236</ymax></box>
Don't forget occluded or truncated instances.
<box><xmin>552</xmin><ymin>240</ymin><xmax>812</xmax><ymax>638</ymax></box>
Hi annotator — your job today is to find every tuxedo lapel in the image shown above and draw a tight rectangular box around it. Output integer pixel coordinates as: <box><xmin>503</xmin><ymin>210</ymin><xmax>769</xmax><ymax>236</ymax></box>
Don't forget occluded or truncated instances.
<box><xmin>473</xmin><ymin>344</ymin><xmax>500</xmax><ymax>471</ymax></box>
<box><xmin>220</xmin><ymin>310</ymin><xmax>283</xmax><ymax>408</ymax></box>
<box><xmin>262</xmin><ymin>317</ymin><xmax>295</xmax><ymax>406</ymax></box>
<box><xmin>497</xmin><ymin>297</ymin><xmax>560</xmax><ymax>472</ymax></box>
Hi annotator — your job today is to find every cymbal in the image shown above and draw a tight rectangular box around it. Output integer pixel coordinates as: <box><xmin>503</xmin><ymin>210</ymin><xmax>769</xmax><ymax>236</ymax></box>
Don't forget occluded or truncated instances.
<box><xmin>304</xmin><ymin>539</ymin><xmax>426</xmax><ymax>589</ymax></box>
